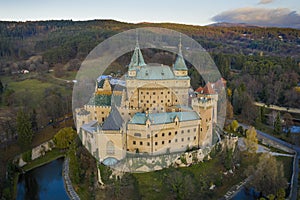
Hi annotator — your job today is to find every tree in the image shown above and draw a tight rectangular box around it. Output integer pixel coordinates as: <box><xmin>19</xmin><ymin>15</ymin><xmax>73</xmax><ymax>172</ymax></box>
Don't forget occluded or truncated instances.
<box><xmin>230</xmin><ymin>120</ymin><xmax>239</xmax><ymax>132</ymax></box>
<box><xmin>53</xmin><ymin>127</ymin><xmax>77</xmax><ymax>149</ymax></box>
<box><xmin>274</xmin><ymin>112</ymin><xmax>282</xmax><ymax>134</ymax></box>
<box><xmin>17</xmin><ymin>110</ymin><xmax>34</xmax><ymax>150</ymax></box>
<box><xmin>0</xmin><ymin>79</ymin><xmax>3</xmax><ymax>94</ymax></box>
<box><xmin>282</xmin><ymin>113</ymin><xmax>293</xmax><ymax>129</ymax></box>
<box><xmin>243</xmin><ymin>126</ymin><xmax>258</xmax><ymax>153</ymax></box>
<box><xmin>165</xmin><ymin>169</ymin><xmax>195</xmax><ymax>199</ymax></box>
<box><xmin>30</xmin><ymin>109</ymin><xmax>38</xmax><ymax>132</ymax></box>
<box><xmin>247</xmin><ymin>153</ymin><xmax>287</xmax><ymax>196</ymax></box>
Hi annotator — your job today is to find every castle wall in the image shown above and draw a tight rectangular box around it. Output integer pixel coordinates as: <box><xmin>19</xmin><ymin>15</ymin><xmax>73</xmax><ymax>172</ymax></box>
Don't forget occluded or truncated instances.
<box><xmin>127</xmin><ymin>119</ymin><xmax>201</xmax><ymax>154</ymax></box>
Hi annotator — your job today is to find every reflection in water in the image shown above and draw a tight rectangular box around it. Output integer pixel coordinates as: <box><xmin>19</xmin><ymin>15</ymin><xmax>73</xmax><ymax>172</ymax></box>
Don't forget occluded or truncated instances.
<box><xmin>232</xmin><ymin>187</ymin><xmax>259</xmax><ymax>200</ymax></box>
<box><xmin>17</xmin><ymin>158</ymin><xmax>69</xmax><ymax>200</ymax></box>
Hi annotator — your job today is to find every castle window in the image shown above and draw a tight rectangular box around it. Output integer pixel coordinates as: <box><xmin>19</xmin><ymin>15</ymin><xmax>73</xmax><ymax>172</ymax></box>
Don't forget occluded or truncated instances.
<box><xmin>95</xmin><ymin>117</ymin><xmax>97</xmax><ymax>120</ymax></box>
<box><xmin>175</xmin><ymin>139</ymin><xmax>178</xmax><ymax>142</ymax></box>
<box><xmin>162</xmin><ymin>141</ymin><xmax>164</xmax><ymax>145</ymax></box>
<box><xmin>141</xmin><ymin>100</ymin><xmax>143</xmax><ymax>103</ymax></box>
<box><xmin>134</xmin><ymin>133</ymin><xmax>141</xmax><ymax>137</ymax></box>
<box><xmin>181</xmin><ymin>130</ymin><xmax>184</xmax><ymax>134</ymax></box>
<box><xmin>168</xmin><ymin>99</ymin><xmax>170</xmax><ymax>102</ymax></box>
<box><xmin>133</xmin><ymin>141</ymin><xmax>136</xmax><ymax>145</ymax></box>
<box><xmin>147</xmin><ymin>142</ymin><xmax>150</xmax><ymax>146</ymax></box>
<box><xmin>161</xmin><ymin>108</ymin><xmax>163</xmax><ymax>110</ymax></box>
<box><xmin>201</xmin><ymin>128</ymin><xmax>203</xmax><ymax>131</ymax></box>
<box><xmin>161</xmin><ymin>92</ymin><xmax>163</xmax><ymax>94</ymax></box>
<box><xmin>194</xmin><ymin>128</ymin><xmax>196</xmax><ymax>132</ymax></box>
<box><xmin>175</xmin><ymin>131</ymin><xmax>178</xmax><ymax>135</ymax></box>
<box><xmin>140</xmin><ymin>141</ymin><xmax>143</xmax><ymax>145</ymax></box>
<box><xmin>161</xmin><ymin>100</ymin><xmax>163</xmax><ymax>103</ymax></box>
<box><xmin>147</xmin><ymin>100</ymin><xmax>149</xmax><ymax>103</ymax></box>
<box><xmin>188</xmin><ymin>137</ymin><xmax>190</xmax><ymax>141</ymax></box>
<box><xmin>168</xmin><ymin>91</ymin><xmax>170</xmax><ymax>94</ymax></box>
<box><xmin>141</xmin><ymin>91</ymin><xmax>143</xmax><ymax>94</ymax></box>
<box><xmin>168</xmin><ymin>132</ymin><xmax>171</xmax><ymax>136</ymax></box>
<box><xmin>147</xmin><ymin>134</ymin><xmax>150</xmax><ymax>138</ymax></box>
<box><xmin>169</xmin><ymin>140</ymin><xmax>171</xmax><ymax>143</ymax></box>
<box><xmin>106</xmin><ymin>141</ymin><xmax>115</xmax><ymax>155</ymax></box>
<box><xmin>102</xmin><ymin>117</ymin><xmax>105</xmax><ymax>122</ymax></box>
<box><xmin>155</xmin><ymin>134</ymin><xmax>158</xmax><ymax>138</ymax></box>
<box><xmin>194</xmin><ymin>136</ymin><xmax>196</xmax><ymax>140</ymax></box>
<box><xmin>155</xmin><ymin>142</ymin><xmax>158</xmax><ymax>146</ymax></box>
<box><xmin>153</xmin><ymin>100</ymin><xmax>156</xmax><ymax>103</ymax></box>
<box><xmin>187</xmin><ymin>129</ymin><xmax>190</xmax><ymax>133</ymax></box>
<box><xmin>102</xmin><ymin>111</ymin><xmax>104</xmax><ymax>114</ymax></box>
<box><xmin>94</xmin><ymin>111</ymin><xmax>97</xmax><ymax>114</ymax></box>
<box><xmin>162</xmin><ymin>133</ymin><xmax>165</xmax><ymax>137</ymax></box>
<box><xmin>146</xmin><ymin>92</ymin><xmax>149</xmax><ymax>95</ymax></box>
<box><xmin>153</xmin><ymin>92</ymin><xmax>156</xmax><ymax>95</ymax></box>
<box><xmin>181</xmin><ymin>138</ymin><xmax>184</xmax><ymax>142</ymax></box>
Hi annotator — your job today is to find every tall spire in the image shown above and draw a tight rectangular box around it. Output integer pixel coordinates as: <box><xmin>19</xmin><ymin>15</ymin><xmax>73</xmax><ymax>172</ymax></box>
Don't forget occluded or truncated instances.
<box><xmin>178</xmin><ymin>33</ymin><xmax>183</xmax><ymax>56</ymax></box>
<box><xmin>174</xmin><ymin>33</ymin><xmax>188</xmax><ymax>71</ymax></box>
<box><xmin>129</xmin><ymin>31</ymin><xmax>146</xmax><ymax>69</ymax></box>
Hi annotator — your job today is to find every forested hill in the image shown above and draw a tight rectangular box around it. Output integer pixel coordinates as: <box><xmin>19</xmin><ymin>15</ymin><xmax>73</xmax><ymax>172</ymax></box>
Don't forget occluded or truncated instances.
<box><xmin>1</xmin><ymin>19</ymin><xmax>300</xmax><ymax>64</ymax></box>
<box><xmin>0</xmin><ymin>19</ymin><xmax>299</xmax><ymax>118</ymax></box>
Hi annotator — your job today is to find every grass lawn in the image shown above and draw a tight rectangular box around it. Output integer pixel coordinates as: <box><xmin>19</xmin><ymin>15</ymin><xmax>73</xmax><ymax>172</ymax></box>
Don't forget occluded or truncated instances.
<box><xmin>22</xmin><ymin>148</ymin><xmax>65</xmax><ymax>171</ymax></box>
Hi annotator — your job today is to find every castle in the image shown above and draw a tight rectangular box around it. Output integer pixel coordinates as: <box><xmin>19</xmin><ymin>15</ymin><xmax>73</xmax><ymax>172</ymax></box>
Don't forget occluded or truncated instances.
<box><xmin>75</xmin><ymin>38</ymin><xmax>219</xmax><ymax>166</ymax></box>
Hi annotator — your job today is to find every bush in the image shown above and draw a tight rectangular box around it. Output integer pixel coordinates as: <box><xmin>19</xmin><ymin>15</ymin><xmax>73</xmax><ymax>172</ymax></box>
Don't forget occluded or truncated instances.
<box><xmin>22</xmin><ymin>150</ymin><xmax>32</xmax><ymax>162</ymax></box>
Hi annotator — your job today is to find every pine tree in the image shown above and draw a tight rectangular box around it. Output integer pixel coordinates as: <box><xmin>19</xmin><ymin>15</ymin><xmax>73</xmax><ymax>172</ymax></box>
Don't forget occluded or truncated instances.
<box><xmin>30</xmin><ymin>109</ymin><xmax>38</xmax><ymax>132</ymax></box>
<box><xmin>17</xmin><ymin>110</ymin><xmax>33</xmax><ymax>150</ymax></box>
<box><xmin>274</xmin><ymin>112</ymin><xmax>282</xmax><ymax>134</ymax></box>
<box><xmin>0</xmin><ymin>79</ymin><xmax>3</xmax><ymax>94</ymax></box>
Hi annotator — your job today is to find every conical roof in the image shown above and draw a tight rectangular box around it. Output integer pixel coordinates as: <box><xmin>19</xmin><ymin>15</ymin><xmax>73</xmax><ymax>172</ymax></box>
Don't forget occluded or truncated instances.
<box><xmin>129</xmin><ymin>38</ymin><xmax>146</xmax><ymax>69</ymax></box>
<box><xmin>174</xmin><ymin>36</ymin><xmax>188</xmax><ymax>71</ymax></box>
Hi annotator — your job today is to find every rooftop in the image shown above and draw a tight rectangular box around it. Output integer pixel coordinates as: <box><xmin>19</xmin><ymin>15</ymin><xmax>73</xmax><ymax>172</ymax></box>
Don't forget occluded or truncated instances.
<box><xmin>129</xmin><ymin>111</ymin><xmax>200</xmax><ymax>125</ymax></box>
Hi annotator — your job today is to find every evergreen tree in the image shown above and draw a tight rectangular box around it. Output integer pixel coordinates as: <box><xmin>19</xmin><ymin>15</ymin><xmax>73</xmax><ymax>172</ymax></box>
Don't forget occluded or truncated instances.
<box><xmin>274</xmin><ymin>112</ymin><xmax>282</xmax><ymax>134</ymax></box>
<box><xmin>30</xmin><ymin>109</ymin><xmax>38</xmax><ymax>132</ymax></box>
<box><xmin>17</xmin><ymin>110</ymin><xmax>33</xmax><ymax>150</ymax></box>
<box><xmin>0</xmin><ymin>79</ymin><xmax>3</xmax><ymax>94</ymax></box>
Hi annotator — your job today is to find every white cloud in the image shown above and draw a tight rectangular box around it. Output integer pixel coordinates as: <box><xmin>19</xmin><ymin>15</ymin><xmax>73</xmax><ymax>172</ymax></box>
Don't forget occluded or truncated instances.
<box><xmin>212</xmin><ymin>7</ymin><xmax>300</xmax><ymax>29</ymax></box>
<box><xmin>258</xmin><ymin>0</ymin><xmax>274</xmax><ymax>4</ymax></box>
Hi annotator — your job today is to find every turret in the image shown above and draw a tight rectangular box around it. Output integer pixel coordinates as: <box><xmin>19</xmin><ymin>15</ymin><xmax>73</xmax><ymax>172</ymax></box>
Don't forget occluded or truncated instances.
<box><xmin>173</xmin><ymin>34</ymin><xmax>188</xmax><ymax>77</ymax></box>
<box><xmin>128</xmin><ymin>35</ymin><xmax>146</xmax><ymax>77</ymax></box>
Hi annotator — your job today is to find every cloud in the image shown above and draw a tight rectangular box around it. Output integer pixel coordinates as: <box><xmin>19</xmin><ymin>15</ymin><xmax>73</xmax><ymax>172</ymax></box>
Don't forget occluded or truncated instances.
<box><xmin>258</xmin><ymin>0</ymin><xmax>274</xmax><ymax>4</ymax></box>
<box><xmin>212</xmin><ymin>7</ymin><xmax>300</xmax><ymax>29</ymax></box>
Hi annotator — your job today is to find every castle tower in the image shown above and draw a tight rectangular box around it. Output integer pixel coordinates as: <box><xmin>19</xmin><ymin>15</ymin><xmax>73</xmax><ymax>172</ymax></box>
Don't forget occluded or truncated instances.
<box><xmin>173</xmin><ymin>34</ymin><xmax>188</xmax><ymax>77</ymax></box>
<box><xmin>128</xmin><ymin>35</ymin><xmax>146</xmax><ymax>77</ymax></box>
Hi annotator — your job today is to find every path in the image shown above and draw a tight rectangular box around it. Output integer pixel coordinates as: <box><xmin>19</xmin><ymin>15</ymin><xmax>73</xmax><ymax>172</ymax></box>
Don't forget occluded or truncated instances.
<box><xmin>254</xmin><ymin>102</ymin><xmax>300</xmax><ymax>114</ymax></box>
<box><xmin>63</xmin><ymin>158</ymin><xmax>80</xmax><ymax>200</ymax></box>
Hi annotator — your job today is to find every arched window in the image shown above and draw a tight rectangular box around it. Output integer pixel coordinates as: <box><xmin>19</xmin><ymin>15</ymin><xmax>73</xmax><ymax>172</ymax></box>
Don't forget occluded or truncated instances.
<box><xmin>106</xmin><ymin>140</ymin><xmax>115</xmax><ymax>155</ymax></box>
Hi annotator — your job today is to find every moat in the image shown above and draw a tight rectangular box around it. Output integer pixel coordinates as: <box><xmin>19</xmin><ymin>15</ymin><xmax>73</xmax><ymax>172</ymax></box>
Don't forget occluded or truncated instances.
<box><xmin>16</xmin><ymin>158</ymin><xmax>69</xmax><ymax>200</ymax></box>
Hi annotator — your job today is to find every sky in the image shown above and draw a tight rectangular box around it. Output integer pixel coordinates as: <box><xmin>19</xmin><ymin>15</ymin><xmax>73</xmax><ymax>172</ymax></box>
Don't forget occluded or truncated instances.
<box><xmin>0</xmin><ymin>0</ymin><xmax>300</xmax><ymax>28</ymax></box>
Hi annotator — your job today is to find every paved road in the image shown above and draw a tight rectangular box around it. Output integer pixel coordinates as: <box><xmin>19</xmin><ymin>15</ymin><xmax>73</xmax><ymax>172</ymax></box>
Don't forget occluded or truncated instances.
<box><xmin>239</xmin><ymin>123</ymin><xmax>300</xmax><ymax>200</ymax></box>
<box><xmin>254</xmin><ymin>102</ymin><xmax>300</xmax><ymax>114</ymax></box>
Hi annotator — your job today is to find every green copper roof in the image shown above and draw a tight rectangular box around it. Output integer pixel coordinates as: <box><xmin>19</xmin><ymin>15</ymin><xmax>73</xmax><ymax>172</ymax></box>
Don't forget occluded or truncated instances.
<box><xmin>135</xmin><ymin>64</ymin><xmax>175</xmax><ymax>80</ymax></box>
<box><xmin>174</xmin><ymin>37</ymin><xmax>188</xmax><ymax>71</ymax></box>
<box><xmin>88</xmin><ymin>94</ymin><xmax>111</xmax><ymax>106</ymax></box>
<box><xmin>129</xmin><ymin>111</ymin><xmax>200</xmax><ymax>125</ymax></box>
<box><xmin>129</xmin><ymin>40</ymin><xmax>146</xmax><ymax>69</ymax></box>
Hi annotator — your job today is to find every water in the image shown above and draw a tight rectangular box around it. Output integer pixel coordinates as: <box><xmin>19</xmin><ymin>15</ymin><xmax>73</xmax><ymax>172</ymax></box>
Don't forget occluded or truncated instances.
<box><xmin>232</xmin><ymin>187</ymin><xmax>259</xmax><ymax>200</ymax></box>
<box><xmin>16</xmin><ymin>158</ymin><xmax>69</xmax><ymax>200</ymax></box>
